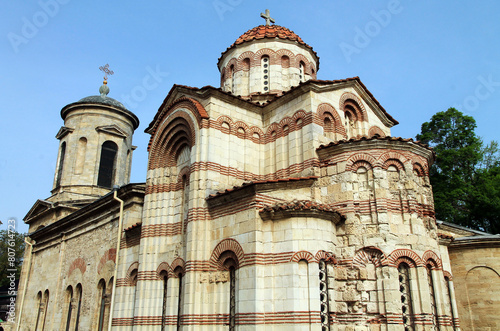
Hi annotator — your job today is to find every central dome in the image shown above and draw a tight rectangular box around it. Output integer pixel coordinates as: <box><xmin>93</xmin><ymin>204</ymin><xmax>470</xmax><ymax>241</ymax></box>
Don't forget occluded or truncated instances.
<box><xmin>233</xmin><ymin>25</ymin><xmax>314</xmax><ymax>52</ymax></box>
<box><xmin>218</xmin><ymin>24</ymin><xmax>320</xmax><ymax>101</ymax></box>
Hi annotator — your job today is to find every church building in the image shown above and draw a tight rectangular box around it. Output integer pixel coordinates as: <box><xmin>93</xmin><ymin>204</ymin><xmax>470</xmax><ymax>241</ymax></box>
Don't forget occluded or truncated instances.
<box><xmin>7</xmin><ymin>11</ymin><xmax>500</xmax><ymax>331</ymax></box>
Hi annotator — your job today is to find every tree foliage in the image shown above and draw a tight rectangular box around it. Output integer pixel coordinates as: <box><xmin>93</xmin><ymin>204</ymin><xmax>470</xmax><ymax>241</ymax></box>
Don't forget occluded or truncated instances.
<box><xmin>0</xmin><ymin>229</ymin><xmax>26</xmax><ymax>287</ymax></box>
<box><xmin>417</xmin><ymin>108</ymin><xmax>500</xmax><ymax>233</ymax></box>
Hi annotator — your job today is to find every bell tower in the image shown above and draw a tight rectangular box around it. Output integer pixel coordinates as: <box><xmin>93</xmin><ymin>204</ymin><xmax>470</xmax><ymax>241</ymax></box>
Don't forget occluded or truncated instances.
<box><xmin>49</xmin><ymin>65</ymin><xmax>139</xmax><ymax>204</ymax></box>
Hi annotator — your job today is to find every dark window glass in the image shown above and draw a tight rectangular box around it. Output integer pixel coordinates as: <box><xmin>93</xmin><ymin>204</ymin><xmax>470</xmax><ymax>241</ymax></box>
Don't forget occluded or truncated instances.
<box><xmin>97</xmin><ymin>141</ymin><xmax>118</xmax><ymax>188</ymax></box>
<box><xmin>56</xmin><ymin>142</ymin><xmax>66</xmax><ymax>187</ymax></box>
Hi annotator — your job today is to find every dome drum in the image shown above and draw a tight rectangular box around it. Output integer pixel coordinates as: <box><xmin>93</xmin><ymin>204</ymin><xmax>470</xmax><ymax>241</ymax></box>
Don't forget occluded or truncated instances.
<box><xmin>218</xmin><ymin>25</ymin><xmax>319</xmax><ymax>99</ymax></box>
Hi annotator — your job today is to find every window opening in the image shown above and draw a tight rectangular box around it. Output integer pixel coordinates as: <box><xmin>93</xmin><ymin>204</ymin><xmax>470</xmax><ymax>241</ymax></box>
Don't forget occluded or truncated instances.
<box><xmin>229</xmin><ymin>267</ymin><xmax>236</xmax><ymax>331</ymax></box>
<box><xmin>75</xmin><ymin>284</ymin><xmax>82</xmax><ymax>331</ymax></box>
<box><xmin>97</xmin><ymin>280</ymin><xmax>107</xmax><ymax>331</ymax></box>
<box><xmin>262</xmin><ymin>56</ymin><xmax>270</xmax><ymax>92</ymax></box>
<box><xmin>398</xmin><ymin>263</ymin><xmax>415</xmax><ymax>331</ymax></box>
<box><xmin>177</xmin><ymin>273</ymin><xmax>183</xmax><ymax>330</ymax></box>
<box><xmin>34</xmin><ymin>291</ymin><xmax>43</xmax><ymax>330</ymax></box>
<box><xmin>319</xmin><ymin>260</ymin><xmax>330</xmax><ymax>331</ymax></box>
<box><xmin>230</xmin><ymin>64</ymin><xmax>235</xmax><ymax>93</ymax></box>
<box><xmin>97</xmin><ymin>141</ymin><xmax>118</xmax><ymax>188</ymax></box>
<box><xmin>65</xmin><ymin>286</ymin><xmax>73</xmax><ymax>331</ymax></box>
<box><xmin>41</xmin><ymin>290</ymin><xmax>49</xmax><ymax>331</ymax></box>
<box><xmin>56</xmin><ymin>142</ymin><xmax>66</xmax><ymax>187</ymax></box>
<box><xmin>161</xmin><ymin>274</ymin><xmax>168</xmax><ymax>331</ymax></box>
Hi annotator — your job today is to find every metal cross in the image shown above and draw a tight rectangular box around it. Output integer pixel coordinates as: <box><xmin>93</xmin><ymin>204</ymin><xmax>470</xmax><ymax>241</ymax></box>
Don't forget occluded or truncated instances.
<box><xmin>99</xmin><ymin>63</ymin><xmax>114</xmax><ymax>81</ymax></box>
<box><xmin>260</xmin><ymin>9</ymin><xmax>275</xmax><ymax>26</ymax></box>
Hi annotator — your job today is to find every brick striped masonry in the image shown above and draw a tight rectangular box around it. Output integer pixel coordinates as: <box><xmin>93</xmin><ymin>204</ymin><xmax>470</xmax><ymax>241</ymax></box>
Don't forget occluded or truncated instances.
<box><xmin>114</xmin><ymin>245</ymin><xmax>449</xmax><ymax>284</ymax></box>
<box><xmin>111</xmin><ymin>242</ymin><xmax>455</xmax><ymax>327</ymax></box>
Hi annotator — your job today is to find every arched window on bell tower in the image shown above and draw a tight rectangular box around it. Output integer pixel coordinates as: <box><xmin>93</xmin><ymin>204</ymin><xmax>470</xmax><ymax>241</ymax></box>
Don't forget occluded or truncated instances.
<box><xmin>97</xmin><ymin>141</ymin><xmax>118</xmax><ymax>188</ymax></box>
<box><xmin>55</xmin><ymin>142</ymin><xmax>66</xmax><ymax>188</ymax></box>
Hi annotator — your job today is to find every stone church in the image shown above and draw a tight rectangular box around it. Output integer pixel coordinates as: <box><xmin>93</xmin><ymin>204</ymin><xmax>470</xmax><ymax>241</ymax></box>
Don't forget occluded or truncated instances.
<box><xmin>6</xmin><ymin>12</ymin><xmax>500</xmax><ymax>331</ymax></box>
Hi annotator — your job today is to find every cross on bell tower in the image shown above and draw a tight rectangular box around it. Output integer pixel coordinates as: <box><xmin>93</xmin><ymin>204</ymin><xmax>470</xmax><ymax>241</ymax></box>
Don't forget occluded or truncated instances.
<box><xmin>260</xmin><ymin>9</ymin><xmax>275</xmax><ymax>26</ymax></box>
<box><xmin>99</xmin><ymin>63</ymin><xmax>114</xmax><ymax>83</ymax></box>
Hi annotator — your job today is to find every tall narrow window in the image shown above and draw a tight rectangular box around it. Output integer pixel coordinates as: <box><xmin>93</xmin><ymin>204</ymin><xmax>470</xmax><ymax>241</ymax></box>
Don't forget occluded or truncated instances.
<box><xmin>242</xmin><ymin>58</ymin><xmax>250</xmax><ymax>96</ymax></box>
<box><xmin>75</xmin><ymin>137</ymin><xmax>87</xmax><ymax>174</ymax></box>
<box><xmin>41</xmin><ymin>290</ymin><xmax>50</xmax><ymax>331</ymax></box>
<box><xmin>34</xmin><ymin>291</ymin><xmax>43</xmax><ymax>330</ymax></box>
<box><xmin>319</xmin><ymin>260</ymin><xmax>330</xmax><ymax>330</ymax></box>
<box><xmin>75</xmin><ymin>284</ymin><xmax>83</xmax><ymax>331</ymax></box>
<box><xmin>56</xmin><ymin>142</ymin><xmax>66</xmax><ymax>187</ymax></box>
<box><xmin>97</xmin><ymin>141</ymin><xmax>118</xmax><ymax>188</ymax></box>
<box><xmin>230</xmin><ymin>64</ymin><xmax>235</xmax><ymax>93</ymax></box>
<box><xmin>398</xmin><ymin>263</ymin><xmax>415</xmax><ymax>331</ymax></box>
<box><xmin>181</xmin><ymin>175</ymin><xmax>189</xmax><ymax>234</ymax></box>
<box><xmin>427</xmin><ymin>265</ymin><xmax>440</xmax><ymax>330</ymax></box>
<box><xmin>229</xmin><ymin>267</ymin><xmax>236</xmax><ymax>331</ymax></box>
<box><xmin>220</xmin><ymin>254</ymin><xmax>237</xmax><ymax>331</ymax></box>
<box><xmin>97</xmin><ymin>279</ymin><xmax>107</xmax><ymax>331</ymax></box>
<box><xmin>65</xmin><ymin>286</ymin><xmax>73</xmax><ymax>331</ymax></box>
<box><xmin>177</xmin><ymin>273</ymin><xmax>183</xmax><ymax>330</ymax></box>
<box><xmin>161</xmin><ymin>273</ymin><xmax>168</xmax><ymax>331</ymax></box>
<box><xmin>261</xmin><ymin>56</ymin><xmax>270</xmax><ymax>92</ymax></box>
<box><xmin>299</xmin><ymin>61</ymin><xmax>305</xmax><ymax>82</ymax></box>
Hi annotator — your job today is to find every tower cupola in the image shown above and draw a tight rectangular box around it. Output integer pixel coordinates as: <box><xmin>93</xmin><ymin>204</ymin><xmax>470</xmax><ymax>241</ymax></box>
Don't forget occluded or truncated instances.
<box><xmin>50</xmin><ymin>67</ymin><xmax>139</xmax><ymax>203</ymax></box>
<box><xmin>218</xmin><ymin>10</ymin><xmax>319</xmax><ymax>102</ymax></box>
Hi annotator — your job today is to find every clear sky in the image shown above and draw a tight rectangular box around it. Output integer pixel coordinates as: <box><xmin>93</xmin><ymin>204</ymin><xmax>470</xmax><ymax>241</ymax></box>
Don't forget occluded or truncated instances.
<box><xmin>1</xmin><ymin>1</ymin><xmax>499</xmax><ymax>234</ymax></box>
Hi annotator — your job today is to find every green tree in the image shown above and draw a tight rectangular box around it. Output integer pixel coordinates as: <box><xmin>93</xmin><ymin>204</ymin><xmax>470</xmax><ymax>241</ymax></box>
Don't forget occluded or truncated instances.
<box><xmin>416</xmin><ymin>108</ymin><xmax>500</xmax><ymax>233</ymax></box>
<box><xmin>0</xmin><ymin>228</ymin><xmax>26</xmax><ymax>287</ymax></box>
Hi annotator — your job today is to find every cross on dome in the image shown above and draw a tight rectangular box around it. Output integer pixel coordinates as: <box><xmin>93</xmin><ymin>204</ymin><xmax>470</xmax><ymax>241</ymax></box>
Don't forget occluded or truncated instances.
<box><xmin>260</xmin><ymin>9</ymin><xmax>275</xmax><ymax>26</ymax></box>
<box><xmin>99</xmin><ymin>63</ymin><xmax>114</xmax><ymax>82</ymax></box>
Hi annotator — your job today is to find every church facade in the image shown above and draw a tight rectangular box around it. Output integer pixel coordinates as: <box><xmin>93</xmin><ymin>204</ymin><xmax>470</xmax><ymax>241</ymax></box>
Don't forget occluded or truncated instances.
<box><xmin>7</xmin><ymin>15</ymin><xmax>500</xmax><ymax>331</ymax></box>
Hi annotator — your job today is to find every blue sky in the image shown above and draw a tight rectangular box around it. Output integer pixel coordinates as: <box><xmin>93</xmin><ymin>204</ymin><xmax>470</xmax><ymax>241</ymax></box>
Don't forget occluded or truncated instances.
<box><xmin>1</xmin><ymin>1</ymin><xmax>499</xmax><ymax>234</ymax></box>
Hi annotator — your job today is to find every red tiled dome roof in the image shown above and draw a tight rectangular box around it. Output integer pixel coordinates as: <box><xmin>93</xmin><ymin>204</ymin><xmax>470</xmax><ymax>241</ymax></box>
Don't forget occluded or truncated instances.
<box><xmin>218</xmin><ymin>25</ymin><xmax>318</xmax><ymax>65</ymax></box>
<box><xmin>234</xmin><ymin>25</ymin><xmax>309</xmax><ymax>47</ymax></box>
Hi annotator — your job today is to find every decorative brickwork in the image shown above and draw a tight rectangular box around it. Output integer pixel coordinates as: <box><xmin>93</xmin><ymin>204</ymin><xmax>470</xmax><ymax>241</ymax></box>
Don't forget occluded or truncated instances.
<box><xmin>171</xmin><ymin>257</ymin><xmax>186</xmax><ymax>276</ymax></box>
<box><xmin>387</xmin><ymin>249</ymin><xmax>423</xmax><ymax>268</ymax></box>
<box><xmin>368</xmin><ymin>125</ymin><xmax>385</xmax><ymax>137</ymax></box>
<box><xmin>422</xmin><ymin>250</ymin><xmax>443</xmax><ymax>270</ymax></box>
<box><xmin>97</xmin><ymin>248</ymin><xmax>116</xmax><ymax>275</ymax></box>
<box><xmin>210</xmin><ymin>238</ymin><xmax>245</xmax><ymax>270</ymax></box>
<box><xmin>68</xmin><ymin>257</ymin><xmax>86</xmax><ymax>277</ymax></box>
<box><xmin>156</xmin><ymin>262</ymin><xmax>173</xmax><ymax>279</ymax></box>
<box><xmin>290</xmin><ymin>251</ymin><xmax>315</xmax><ymax>263</ymax></box>
<box><xmin>339</xmin><ymin>92</ymin><xmax>367</xmax><ymax>122</ymax></box>
<box><xmin>148</xmin><ymin>113</ymin><xmax>195</xmax><ymax>169</ymax></box>
<box><xmin>15</xmin><ymin>19</ymin><xmax>472</xmax><ymax>331</ymax></box>
<box><xmin>352</xmin><ymin>247</ymin><xmax>386</xmax><ymax>269</ymax></box>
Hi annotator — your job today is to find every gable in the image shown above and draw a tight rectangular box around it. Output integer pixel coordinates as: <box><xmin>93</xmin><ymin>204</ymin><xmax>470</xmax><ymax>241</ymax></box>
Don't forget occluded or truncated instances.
<box><xmin>55</xmin><ymin>126</ymin><xmax>74</xmax><ymax>140</ymax></box>
<box><xmin>95</xmin><ymin>124</ymin><xmax>128</xmax><ymax>138</ymax></box>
